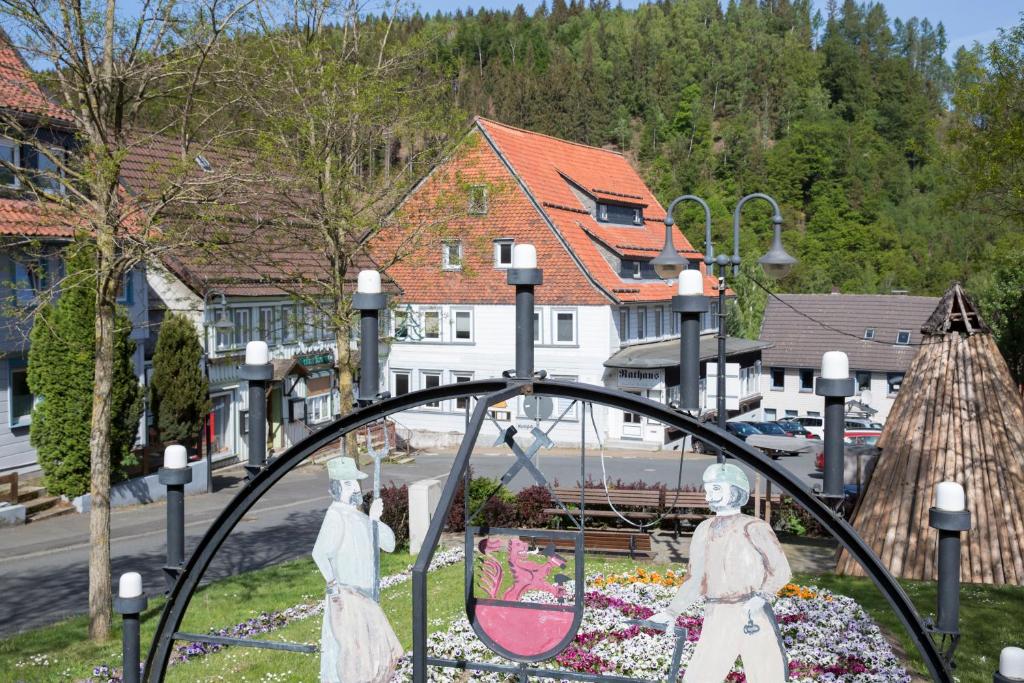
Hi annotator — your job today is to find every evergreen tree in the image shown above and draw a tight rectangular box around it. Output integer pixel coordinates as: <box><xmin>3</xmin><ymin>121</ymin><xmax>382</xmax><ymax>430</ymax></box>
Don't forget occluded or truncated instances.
<box><xmin>150</xmin><ymin>312</ymin><xmax>209</xmax><ymax>448</ymax></box>
<box><xmin>27</xmin><ymin>245</ymin><xmax>143</xmax><ymax>498</ymax></box>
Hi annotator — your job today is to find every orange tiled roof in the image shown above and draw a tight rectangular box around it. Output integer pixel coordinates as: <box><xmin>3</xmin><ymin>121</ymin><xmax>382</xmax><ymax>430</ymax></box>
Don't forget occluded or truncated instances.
<box><xmin>378</xmin><ymin>118</ymin><xmax>717</xmax><ymax>306</ymax></box>
<box><xmin>0</xmin><ymin>34</ymin><xmax>73</xmax><ymax>124</ymax></box>
<box><xmin>477</xmin><ymin>117</ymin><xmax>716</xmax><ymax>302</ymax></box>
<box><xmin>0</xmin><ymin>198</ymin><xmax>79</xmax><ymax>237</ymax></box>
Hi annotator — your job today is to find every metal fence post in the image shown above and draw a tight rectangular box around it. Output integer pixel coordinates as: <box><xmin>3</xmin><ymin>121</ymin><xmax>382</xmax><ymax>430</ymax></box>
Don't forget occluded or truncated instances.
<box><xmin>240</xmin><ymin>341</ymin><xmax>273</xmax><ymax>477</ymax></box>
<box><xmin>930</xmin><ymin>481</ymin><xmax>971</xmax><ymax>665</ymax></box>
<box><xmin>158</xmin><ymin>445</ymin><xmax>191</xmax><ymax>592</ymax></box>
<box><xmin>114</xmin><ymin>572</ymin><xmax>148</xmax><ymax>683</ymax></box>
<box><xmin>507</xmin><ymin>244</ymin><xmax>542</xmax><ymax>379</ymax></box>
<box><xmin>353</xmin><ymin>270</ymin><xmax>387</xmax><ymax>406</ymax></box>
<box><xmin>816</xmin><ymin>351</ymin><xmax>854</xmax><ymax>506</ymax></box>
<box><xmin>672</xmin><ymin>269</ymin><xmax>708</xmax><ymax>413</ymax></box>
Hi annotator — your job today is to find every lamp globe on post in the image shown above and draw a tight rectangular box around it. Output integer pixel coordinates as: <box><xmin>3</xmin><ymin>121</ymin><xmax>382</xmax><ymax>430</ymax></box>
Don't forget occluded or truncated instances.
<box><xmin>652</xmin><ymin>218</ymin><xmax>688</xmax><ymax>280</ymax></box>
<box><xmin>997</xmin><ymin>647</ymin><xmax>1024</xmax><ymax>682</ymax></box>
<box><xmin>758</xmin><ymin>215</ymin><xmax>797</xmax><ymax>279</ymax></box>
<box><xmin>672</xmin><ymin>269</ymin><xmax>708</xmax><ymax>413</ymax></box>
<box><xmin>353</xmin><ymin>269</ymin><xmax>387</xmax><ymax>406</ymax></box>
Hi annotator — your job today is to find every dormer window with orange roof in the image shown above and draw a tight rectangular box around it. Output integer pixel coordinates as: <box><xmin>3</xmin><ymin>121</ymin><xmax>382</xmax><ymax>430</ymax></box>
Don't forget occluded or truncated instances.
<box><xmin>596</xmin><ymin>201</ymin><xmax>643</xmax><ymax>226</ymax></box>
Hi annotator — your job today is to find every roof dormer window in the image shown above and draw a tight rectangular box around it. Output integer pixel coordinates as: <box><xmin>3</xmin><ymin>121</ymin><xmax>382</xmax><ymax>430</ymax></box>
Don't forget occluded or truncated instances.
<box><xmin>598</xmin><ymin>204</ymin><xmax>608</xmax><ymax>221</ymax></box>
<box><xmin>633</xmin><ymin>208</ymin><xmax>642</xmax><ymax>225</ymax></box>
<box><xmin>596</xmin><ymin>201</ymin><xmax>643</xmax><ymax>226</ymax></box>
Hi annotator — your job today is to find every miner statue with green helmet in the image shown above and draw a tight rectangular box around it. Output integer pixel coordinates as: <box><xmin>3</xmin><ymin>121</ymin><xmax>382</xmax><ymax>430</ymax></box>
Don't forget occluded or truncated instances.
<box><xmin>649</xmin><ymin>463</ymin><xmax>792</xmax><ymax>682</ymax></box>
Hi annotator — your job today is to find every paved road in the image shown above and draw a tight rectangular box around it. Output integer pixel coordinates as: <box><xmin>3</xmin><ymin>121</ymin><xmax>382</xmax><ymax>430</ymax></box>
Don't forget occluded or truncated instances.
<box><xmin>0</xmin><ymin>447</ymin><xmax>820</xmax><ymax>638</ymax></box>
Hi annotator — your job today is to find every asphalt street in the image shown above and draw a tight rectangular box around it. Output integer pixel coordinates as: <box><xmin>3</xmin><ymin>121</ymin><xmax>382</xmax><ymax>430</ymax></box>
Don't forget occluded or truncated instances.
<box><xmin>0</xmin><ymin>446</ymin><xmax>820</xmax><ymax>637</ymax></box>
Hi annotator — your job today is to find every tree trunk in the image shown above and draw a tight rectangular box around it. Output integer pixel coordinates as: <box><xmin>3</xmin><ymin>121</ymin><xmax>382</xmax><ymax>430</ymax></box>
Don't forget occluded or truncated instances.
<box><xmin>88</xmin><ymin>257</ymin><xmax>117</xmax><ymax>642</ymax></box>
<box><xmin>335</xmin><ymin>326</ymin><xmax>361</xmax><ymax>464</ymax></box>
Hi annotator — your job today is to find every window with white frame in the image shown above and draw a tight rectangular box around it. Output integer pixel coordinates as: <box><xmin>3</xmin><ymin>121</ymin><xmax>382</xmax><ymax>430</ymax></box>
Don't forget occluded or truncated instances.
<box><xmin>442</xmin><ymin>240</ymin><xmax>463</xmax><ymax>270</ymax></box>
<box><xmin>454</xmin><ymin>372</ymin><xmax>474</xmax><ymax>410</ymax></box>
<box><xmin>258</xmin><ymin>307</ymin><xmax>277</xmax><ymax>345</ymax></box>
<box><xmin>453</xmin><ymin>309</ymin><xmax>473</xmax><ymax>341</ymax></box>
<box><xmin>281</xmin><ymin>305</ymin><xmax>297</xmax><ymax>343</ymax></box>
<box><xmin>554</xmin><ymin>310</ymin><xmax>576</xmax><ymax>344</ymax></box>
<box><xmin>654</xmin><ymin>306</ymin><xmax>663</xmax><ymax>337</ymax></box>
<box><xmin>764</xmin><ymin>408</ymin><xmax>777</xmax><ymax>421</ymax></box>
<box><xmin>422</xmin><ymin>310</ymin><xmax>440</xmax><ymax>340</ymax></box>
<box><xmin>231</xmin><ymin>308</ymin><xmax>251</xmax><ymax>348</ymax></box>
<box><xmin>393</xmin><ymin>309</ymin><xmax>410</xmax><ymax>341</ymax></box>
<box><xmin>632</xmin><ymin>261</ymin><xmax>641</xmax><ymax>279</ymax></box>
<box><xmin>550</xmin><ymin>374</ymin><xmax>578</xmax><ymax>419</ymax></box>
<box><xmin>494</xmin><ymin>239</ymin><xmax>514</xmax><ymax>268</ymax></box>
<box><xmin>637</xmin><ymin>308</ymin><xmax>647</xmax><ymax>339</ymax></box>
<box><xmin>0</xmin><ymin>139</ymin><xmax>18</xmax><ymax>187</ymax></box>
<box><xmin>633</xmin><ymin>208</ymin><xmax>642</xmax><ymax>225</ymax></box>
<box><xmin>306</xmin><ymin>393</ymin><xmax>333</xmax><ymax>424</ymax></box>
<box><xmin>468</xmin><ymin>185</ymin><xmax>488</xmax><ymax>215</ymax></box>
<box><xmin>619</xmin><ymin>308</ymin><xmax>629</xmax><ymax>340</ymax></box>
<box><xmin>8</xmin><ymin>361</ymin><xmax>33</xmax><ymax>427</ymax></box>
<box><xmin>392</xmin><ymin>370</ymin><xmax>410</xmax><ymax>397</ymax></box>
<box><xmin>302</xmin><ymin>306</ymin><xmax>317</xmax><ymax>342</ymax></box>
<box><xmin>533</xmin><ymin>311</ymin><xmax>541</xmax><ymax>342</ymax></box>
<box><xmin>421</xmin><ymin>371</ymin><xmax>441</xmax><ymax>408</ymax></box>
<box><xmin>11</xmin><ymin>257</ymin><xmax>48</xmax><ymax>307</ymax></box>
<box><xmin>863</xmin><ymin>328</ymin><xmax>876</xmax><ymax>340</ymax></box>
<box><xmin>598</xmin><ymin>204</ymin><xmax>608</xmax><ymax>221</ymax></box>
<box><xmin>896</xmin><ymin>330</ymin><xmax>911</xmax><ymax>345</ymax></box>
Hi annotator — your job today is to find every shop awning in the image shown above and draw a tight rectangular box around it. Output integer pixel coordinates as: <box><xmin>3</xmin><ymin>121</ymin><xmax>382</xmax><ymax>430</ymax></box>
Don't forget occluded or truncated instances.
<box><xmin>604</xmin><ymin>336</ymin><xmax>772</xmax><ymax>369</ymax></box>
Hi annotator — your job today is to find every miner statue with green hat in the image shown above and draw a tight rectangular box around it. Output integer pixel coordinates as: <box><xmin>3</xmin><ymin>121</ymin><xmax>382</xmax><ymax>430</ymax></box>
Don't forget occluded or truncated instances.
<box><xmin>649</xmin><ymin>462</ymin><xmax>792</xmax><ymax>682</ymax></box>
<box><xmin>312</xmin><ymin>456</ymin><xmax>402</xmax><ymax>683</ymax></box>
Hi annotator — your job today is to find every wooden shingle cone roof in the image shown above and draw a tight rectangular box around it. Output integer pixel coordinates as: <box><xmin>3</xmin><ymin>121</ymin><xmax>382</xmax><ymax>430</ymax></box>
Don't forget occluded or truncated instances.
<box><xmin>836</xmin><ymin>284</ymin><xmax>1024</xmax><ymax>585</ymax></box>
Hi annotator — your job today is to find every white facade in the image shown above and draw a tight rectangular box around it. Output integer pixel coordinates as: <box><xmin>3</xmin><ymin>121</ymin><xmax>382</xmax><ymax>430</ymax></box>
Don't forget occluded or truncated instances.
<box><xmin>380</xmin><ymin>300</ymin><xmax>749</xmax><ymax>449</ymax></box>
<box><xmin>758</xmin><ymin>366</ymin><xmax>901</xmax><ymax>424</ymax></box>
<box><xmin>146</xmin><ymin>267</ymin><xmax>340</xmax><ymax>464</ymax></box>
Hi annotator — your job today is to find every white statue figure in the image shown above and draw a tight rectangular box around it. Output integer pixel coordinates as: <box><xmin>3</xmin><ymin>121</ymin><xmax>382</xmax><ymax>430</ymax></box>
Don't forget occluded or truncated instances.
<box><xmin>312</xmin><ymin>456</ymin><xmax>403</xmax><ymax>683</ymax></box>
<box><xmin>650</xmin><ymin>463</ymin><xmax>792</xmax><ymax>682</ymax></box>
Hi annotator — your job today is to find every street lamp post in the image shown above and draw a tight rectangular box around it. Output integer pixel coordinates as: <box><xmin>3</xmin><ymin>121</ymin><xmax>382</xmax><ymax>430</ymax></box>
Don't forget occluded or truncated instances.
<box><xmin>200</xmin><ymin>290</ymin><xmax>233</xmax><ymax>492</ymax></box>
<box><xmin>655</xmin><ymin>193</ymin><xmax>795</xmax><ymax>463</ymax></box>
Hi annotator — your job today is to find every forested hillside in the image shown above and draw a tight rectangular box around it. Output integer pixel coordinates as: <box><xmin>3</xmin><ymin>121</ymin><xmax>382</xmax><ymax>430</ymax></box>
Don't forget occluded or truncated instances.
<box><xmin>153</xmin><ymin>0</ymin><xmax>1023</xmax><ymax>360</ymax></box>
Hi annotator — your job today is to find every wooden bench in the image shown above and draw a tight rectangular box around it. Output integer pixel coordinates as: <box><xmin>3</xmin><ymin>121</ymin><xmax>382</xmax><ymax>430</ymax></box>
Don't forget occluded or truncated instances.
<box><xmin>0</xmin><ymin>472</ymin><xmax>18</xmax><ymax>505</ymax></box>
<box><xmin>544</xmin><ymin>487</ymin><xmax>665</xmax><ymax>524</ymax></box>
<box><xmin>527</xmin><ymin>529</ymin><xmax>653</xmax><ymax>559</ymax></box>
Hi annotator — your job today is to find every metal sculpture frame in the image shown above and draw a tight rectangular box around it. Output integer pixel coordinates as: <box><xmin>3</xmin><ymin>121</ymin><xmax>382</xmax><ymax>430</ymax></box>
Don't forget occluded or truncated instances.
<box><xmin>142</xmin><ymin>377</ymin><xmax>952</xmax><ymax>683</ymax></box>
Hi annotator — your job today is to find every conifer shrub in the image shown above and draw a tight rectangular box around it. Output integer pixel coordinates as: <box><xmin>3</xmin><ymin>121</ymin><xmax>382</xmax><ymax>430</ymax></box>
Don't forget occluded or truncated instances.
<box><xmin>150</xmin><ymin>312</ymin><xmax>209</xmax><ymax>449</ymax></box>
<box><xmin>27</xmin><ymin>246</ymin><xmax>143</xmax><ymax>497</ymax></box>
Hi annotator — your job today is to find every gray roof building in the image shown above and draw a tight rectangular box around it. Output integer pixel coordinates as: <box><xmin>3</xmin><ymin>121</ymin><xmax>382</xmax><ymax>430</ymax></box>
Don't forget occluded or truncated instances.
<box><xmin>759</xmin><ymin>293</ymin><xmax>940</xmax><ymax>372</ymax></box>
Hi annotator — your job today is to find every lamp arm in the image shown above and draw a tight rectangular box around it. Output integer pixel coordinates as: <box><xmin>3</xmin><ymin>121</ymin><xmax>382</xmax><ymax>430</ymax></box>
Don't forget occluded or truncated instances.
<box><xmin>732</xmin><ymin>193</ymin><xmax>783</xmax><ymax>273</ymax></box>
<box><xmin>665</xmin><ymin>194</ymin><xmax>713</xmax><ymax>268</ymax></box>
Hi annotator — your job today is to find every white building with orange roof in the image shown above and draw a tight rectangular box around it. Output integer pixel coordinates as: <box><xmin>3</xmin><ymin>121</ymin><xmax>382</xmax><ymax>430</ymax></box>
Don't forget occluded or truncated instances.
<box><xmin>377</xmin><ymin>118</ymin><xmax>768</xmax><ymax>449</ymax></box>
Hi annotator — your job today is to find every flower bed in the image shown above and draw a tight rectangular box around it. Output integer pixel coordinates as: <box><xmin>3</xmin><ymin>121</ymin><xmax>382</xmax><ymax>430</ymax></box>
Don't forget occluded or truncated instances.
<box><xmin>403</xmin><ymin>568</ymin><xmax>911</xmax><ymax>682</ymax></box>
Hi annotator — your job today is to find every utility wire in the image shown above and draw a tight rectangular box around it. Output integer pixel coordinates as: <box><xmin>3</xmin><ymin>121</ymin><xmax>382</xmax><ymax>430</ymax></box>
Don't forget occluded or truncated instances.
<box><xmin>740</xmin><ymin>270</ymin><xmax>937</xmax><ymax>348</ymax></box>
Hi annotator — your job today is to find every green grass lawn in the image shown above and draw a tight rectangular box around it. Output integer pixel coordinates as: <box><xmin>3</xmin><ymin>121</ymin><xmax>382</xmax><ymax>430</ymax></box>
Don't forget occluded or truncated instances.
<box><xmin>1</xmin><ymin>553</ymin><xmax>1021</xmax><ymax>682</ymax></box>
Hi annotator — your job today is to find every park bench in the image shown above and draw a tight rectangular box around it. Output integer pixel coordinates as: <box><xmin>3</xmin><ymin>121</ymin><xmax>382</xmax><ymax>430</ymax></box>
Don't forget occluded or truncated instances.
<box><xmin>526</xmin><ymin>529</ymin><xmax>653</xmax><ymax>559</ymax></box>
<box><xmin>543</xmin><ymin>487</ymin><xmax>662</xmax><ymax>556</ymax></box>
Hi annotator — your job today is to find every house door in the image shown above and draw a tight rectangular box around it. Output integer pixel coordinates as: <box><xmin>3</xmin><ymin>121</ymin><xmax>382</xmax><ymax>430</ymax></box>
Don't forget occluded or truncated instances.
<box><xmin>621</xmin><ymin>390</ymin><xmax>643</xmax><ymax>440</ymax></box>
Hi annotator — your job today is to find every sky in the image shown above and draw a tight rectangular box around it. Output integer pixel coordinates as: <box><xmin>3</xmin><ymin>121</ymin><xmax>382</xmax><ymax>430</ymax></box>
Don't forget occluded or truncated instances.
<box><xmin>411</xmin><ymin>0</ymin><xmax>1022</xmax><ymax>58</ymax></box>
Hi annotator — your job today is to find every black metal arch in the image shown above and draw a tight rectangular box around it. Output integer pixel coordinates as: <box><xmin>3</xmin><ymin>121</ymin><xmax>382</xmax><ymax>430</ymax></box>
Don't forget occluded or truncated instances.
<box><xmin>142</xmin><ymin>378</ymin><xmax>949</xmax><ymax>682</ymax></box>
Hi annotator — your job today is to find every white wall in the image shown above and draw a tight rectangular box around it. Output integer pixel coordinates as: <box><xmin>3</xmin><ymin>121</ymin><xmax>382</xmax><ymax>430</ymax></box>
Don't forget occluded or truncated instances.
<box><xmin>759</xmin><ymin>367</ymin><xmax>899</xmax><ymax>423</ymax></box>
<box><xmin>383</xmin><ymin>303</ymin><xmax>615</xmax><ymax>447</ymax></box>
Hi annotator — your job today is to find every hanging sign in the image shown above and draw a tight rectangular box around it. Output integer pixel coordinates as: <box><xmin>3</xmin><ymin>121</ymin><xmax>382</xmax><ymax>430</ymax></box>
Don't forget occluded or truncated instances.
<box><xmin>297</xmin><ymin>349</ymin><xmax>334</xmax><ymax>371</ymax></box>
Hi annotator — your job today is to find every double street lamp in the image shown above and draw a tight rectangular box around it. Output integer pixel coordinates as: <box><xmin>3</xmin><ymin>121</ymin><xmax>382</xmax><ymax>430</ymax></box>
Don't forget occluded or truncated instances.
<box><xmin>652</xmin><ymin>192</ymin><xmax>796</xmax><ymax>462</ymax></box>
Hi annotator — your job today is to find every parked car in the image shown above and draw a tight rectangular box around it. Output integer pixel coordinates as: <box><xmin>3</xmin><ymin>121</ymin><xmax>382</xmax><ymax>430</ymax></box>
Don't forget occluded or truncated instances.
<box><xmin>725</xmin><ymin>421</ymin><xmax>763</xmax><ymax>441</ymax></box>
<box><xmin>792</xmin><ymin>416</ymin><xmax>824</xmax><ymax>438</ymax></box>
<box><xmin>744</xmin><ymin>421</ymin><xmax>788</xmax><ymax>436</ymax></box>
<box><xmin>774</xmin><ymin>420</ymin><xmax>820</xmax><ymax>439</ymax></box>
<box><xmin>845</xmin><ymin>418</ymin><xmax>884</xmax><ymax>430</ymax></box>
<box><xmin>844</xmin><ymin>430</ymin><xmax>882</xmax><ymax>446</ymax></box>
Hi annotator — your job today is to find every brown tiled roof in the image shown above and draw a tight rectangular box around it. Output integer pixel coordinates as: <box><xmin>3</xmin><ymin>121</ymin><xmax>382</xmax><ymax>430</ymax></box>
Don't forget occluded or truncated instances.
<box><xmin>759</xmin><ymin>293</ymin><xmax>940</xmax><ymax>372</ymax></box>
<box><xmin>0</xmin><ymin>33</ymin><xmax>73</xmax><ymax>124</ymax></box>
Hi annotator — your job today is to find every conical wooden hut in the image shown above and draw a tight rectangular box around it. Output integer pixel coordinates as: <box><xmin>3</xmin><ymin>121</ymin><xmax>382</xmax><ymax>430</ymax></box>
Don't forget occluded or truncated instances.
<box><xmin>837</xmin><ymin>284</ymin><xmax>1024</xmax><ymax>585</ymax></box>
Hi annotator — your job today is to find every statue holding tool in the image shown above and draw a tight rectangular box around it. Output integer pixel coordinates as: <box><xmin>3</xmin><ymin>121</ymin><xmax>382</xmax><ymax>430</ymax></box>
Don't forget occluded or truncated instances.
<box><xmin>312</xmin><ymin>456</ymin><xmax>402</xmax><ymax>683</ymax></box>
<box><xmin>650</xmin><ymin>463</ymin><xmax>792</xmax><ymax>682</ymax></box>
